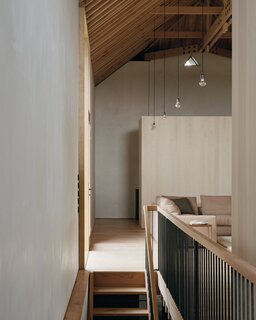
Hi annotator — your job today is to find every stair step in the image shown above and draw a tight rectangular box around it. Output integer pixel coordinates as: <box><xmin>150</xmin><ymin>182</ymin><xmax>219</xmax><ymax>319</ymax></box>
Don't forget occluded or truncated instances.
<box><xmin>93</xmin><ymin>272</ymin><xmax>145</xmax><ymax>288</ymax></box>
<box><xmin>93</xmin><ymin>307</ymin><xmax>149</xmax><ymax>316</ymax></box>
<box><xmin>94</xmin><ymin>287</ymin><xmax>147</xmax><ymax>295</ymax></box>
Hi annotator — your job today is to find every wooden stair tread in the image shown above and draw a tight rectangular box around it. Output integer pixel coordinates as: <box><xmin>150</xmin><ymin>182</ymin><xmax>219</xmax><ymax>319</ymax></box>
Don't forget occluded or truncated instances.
<box><xmin>93</xmin><ymin>307</ymin><xmax>149</xmax><ymax>316</ymax></box>
<box><xmin>94</xmin><ymin>286</ymin><xmax>147</xmax><ymax>295</ymax></box>
<box><xmin>93</xmin><ymin>271</ymin><xmax>146</xmax><ymax>287</ymax></box>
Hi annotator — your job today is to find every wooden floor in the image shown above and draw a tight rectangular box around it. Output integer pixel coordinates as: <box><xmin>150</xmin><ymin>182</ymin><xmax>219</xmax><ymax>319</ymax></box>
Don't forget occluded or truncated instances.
<box><xmin>86</xmin><ymin>219</ymin><xmax>145</xmax><ymax>271</ymax></box>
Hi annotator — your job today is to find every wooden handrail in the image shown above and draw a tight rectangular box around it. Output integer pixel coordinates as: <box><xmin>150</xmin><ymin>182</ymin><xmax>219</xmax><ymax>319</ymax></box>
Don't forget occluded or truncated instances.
<box><xmin>145</xmin><ymin>205</ymin><xmax>256</xmax><ymax>285</ymax></box>
<box><xmin>143</xmin><ymin>206</ymin><xmax>159</xmax><ymax>320</ymax></box>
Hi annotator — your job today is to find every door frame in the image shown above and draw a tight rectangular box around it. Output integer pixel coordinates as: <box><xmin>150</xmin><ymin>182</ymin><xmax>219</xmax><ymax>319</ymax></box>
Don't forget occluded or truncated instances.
<box><xmin>78</xmin><ymin>7</ymin><xmax>91</xmax><ymax>269</ymax></box>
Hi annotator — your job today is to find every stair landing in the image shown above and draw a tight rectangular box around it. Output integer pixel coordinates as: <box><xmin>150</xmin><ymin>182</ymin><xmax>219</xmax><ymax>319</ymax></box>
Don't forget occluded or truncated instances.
<box><xmin>86</xmin><ymin>219</ymin><xmax>145</xmax><ymax>271</ymax></box>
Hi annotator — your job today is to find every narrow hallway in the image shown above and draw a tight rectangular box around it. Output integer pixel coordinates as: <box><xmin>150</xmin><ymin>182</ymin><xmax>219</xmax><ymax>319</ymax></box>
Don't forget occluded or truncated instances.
<box><xmin>86</xmin><ymin>219</ymin><xmax>145</xmax><ymax>271</ymax></box>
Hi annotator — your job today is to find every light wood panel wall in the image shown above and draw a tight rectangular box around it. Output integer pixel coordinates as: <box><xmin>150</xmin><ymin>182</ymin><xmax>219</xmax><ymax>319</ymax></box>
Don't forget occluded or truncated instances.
<box><xmin>79</xmin><ymin>8</ymin><xmax>94</xmax><ymax>268</ymax></box>
<box><xmin>140</xmin><ymin>116</ymin><xmax>232</xmax><ymax>226</ymax></box>
<box><xmin>232</xmin><ymin>0</ymin><xmax>256</xmax><ymax>267</ymax></box>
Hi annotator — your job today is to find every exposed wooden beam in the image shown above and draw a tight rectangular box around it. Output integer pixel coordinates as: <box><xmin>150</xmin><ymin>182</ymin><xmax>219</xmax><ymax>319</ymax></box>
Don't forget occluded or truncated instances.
<box><xmin>144</xmin><ymin>45</ymin><xmax>232</xmax><ymax>61</ymax></box>
<box><xmin>208</xmin><ymin>19</ymin><xmax>232</xmax><ymax>49</ymax></box>
<box><xmin>147</xmin><ymin>31</ymin><xmax>232</xmax><ymax>39</ymax></box>
<box><xmin>153</xmin><ymin>6</ymin><xmax>223</xmax><ymax>15</ymax></box>
<box><xmin>210</xmin><ymin>47</ymin><xmax>232</xmax><ymax>58</ymax></box>
<box><xmin>201</xmin><ymin>0</ymin><xmax>232</xmax><ymax>50</ymax></box>
<box><xmin>144</xmin><ymin>45</ymin><xmax>199</xmax><ymax>61</ymax></box>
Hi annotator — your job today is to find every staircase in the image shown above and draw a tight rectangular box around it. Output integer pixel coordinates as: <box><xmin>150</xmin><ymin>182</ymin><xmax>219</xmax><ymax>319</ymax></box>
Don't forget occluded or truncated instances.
<box><xmin>89</xmin><ymin>271</ymin><xmax>150</xmax><ymax>319</ymax></box>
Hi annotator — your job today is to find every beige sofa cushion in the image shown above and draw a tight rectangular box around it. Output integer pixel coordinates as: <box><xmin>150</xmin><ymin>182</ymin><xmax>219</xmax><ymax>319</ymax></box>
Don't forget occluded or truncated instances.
<box><xmin>156</xmin><ymin>196</ymin><xmax>162</xmax><ymax>205</ymax></box>
<box><xmin>159</xmin><ymin>197</ymin><xmax>181</xmax><ymax>215</ymax></box>
<box><xmin>200</xmin><ymin>195</ymin><xmax>231</xmax><ymax>215</ymax></box>
<box><xmin>162</xmin><ymin>195</ymin><xmax>198</xmax><ymax>215</ymax></box>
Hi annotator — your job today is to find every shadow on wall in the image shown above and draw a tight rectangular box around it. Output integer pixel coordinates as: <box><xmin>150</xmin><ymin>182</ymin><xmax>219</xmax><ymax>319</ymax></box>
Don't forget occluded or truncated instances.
<box><xmin>126</xmin><ymin>130</ymin><xmax>139</xmax><ymax>219</ymax></box>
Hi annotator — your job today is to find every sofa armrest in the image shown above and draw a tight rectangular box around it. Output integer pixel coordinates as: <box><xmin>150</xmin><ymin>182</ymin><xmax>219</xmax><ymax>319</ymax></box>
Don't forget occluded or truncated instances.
<box><xmin>176</xmin><ymin>214</ymin><xmax>217</xmax><ymax>241</ymax></box>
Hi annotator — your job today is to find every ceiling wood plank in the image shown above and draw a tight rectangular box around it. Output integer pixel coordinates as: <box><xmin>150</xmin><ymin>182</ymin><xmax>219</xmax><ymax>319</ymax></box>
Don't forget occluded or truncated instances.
<box><xmin>147</xmin><ymin>31</ymin><xmax>231</xmax><ymax>39</ymax></box>
<box><xmin>85</xmin><ymin>0</ymin><xmax>232</xmax><ymax>84</ymax></box>
<box><xmin>90</xmin><ymin>1</ymin><xmax>163</xmax><ymax>53</ymax></box>
<box><xmin>153</xmin><ymin>6</ymin><xmax>223</xmax><ymax>15</ymax></box>
<box><xmin>86</xmin><ymin>0</ymin><xmax>134</xmax><ymax>26</ymax></box>
<box><xmin>144</xmin><ymin>45</ymin><xmax>199</xmax><ymax>60</ymax></box>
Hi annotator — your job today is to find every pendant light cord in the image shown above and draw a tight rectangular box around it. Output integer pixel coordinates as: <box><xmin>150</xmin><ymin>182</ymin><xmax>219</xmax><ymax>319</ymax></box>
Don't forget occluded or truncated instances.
<box><xmin>163</xmin><ymin>0</ymin><xmax>166</xmax><ymax>114</ymax></box>
<box><xmin>153</xmin><ymin>18</ymin><xmax>156</xmax><ymax>125</ymax></box>
<box><xmin>201</xmin><ymin>0</ymin><xmax>204</xmax><ymax>73</ymax></box>
<box><xmin>177</xmin><ymin>0</ymin><xmax>180</xmax><ymax>99</ymax></box>
<box><xmin>148</xmin><ymin>60</ymin><xmax>150</xmax><ymax>116</ymax></box>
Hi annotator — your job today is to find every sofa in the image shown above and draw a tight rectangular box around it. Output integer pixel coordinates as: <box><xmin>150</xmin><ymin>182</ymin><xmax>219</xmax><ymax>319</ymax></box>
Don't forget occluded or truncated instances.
<box><xmin>156</xmin><ymin>195</ymin><xmax>232</xmax><ymax>240</ymax></box>
<box><xmin>200</xmin><ymin>195</ymin><xmax>232</xmax><ymax>236</ymax></box>
<box><xmin>156</xmin><ymin>196</ymin><xmax>217</xmax><ymax>241</ymax></box>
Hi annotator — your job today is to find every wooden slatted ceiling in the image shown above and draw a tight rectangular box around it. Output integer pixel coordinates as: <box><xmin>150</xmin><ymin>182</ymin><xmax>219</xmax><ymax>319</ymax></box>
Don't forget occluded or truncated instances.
<box><xmin>83</xmin><ymin>0</ymin><xmax>231</xmax><ymax>85</ymax></box>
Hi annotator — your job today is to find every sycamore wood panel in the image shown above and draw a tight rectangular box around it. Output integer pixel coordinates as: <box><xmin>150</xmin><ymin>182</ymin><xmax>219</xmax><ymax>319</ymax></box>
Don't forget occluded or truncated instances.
<box><xmin>140</xmin><ymin>116</ymin><xmax>232</xmax><ymax>227</ymax></box>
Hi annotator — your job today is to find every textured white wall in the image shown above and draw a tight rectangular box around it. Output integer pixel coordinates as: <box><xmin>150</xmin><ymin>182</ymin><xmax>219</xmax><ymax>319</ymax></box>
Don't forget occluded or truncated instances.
<box><xmin>95</xmin><ymin>54</ymin><xmax>231</xmax><ymax>219</ymax></box>
<box><xmin>232</xmin><ymin>0</ymin><xmax>256</xmax><ymax>266</ymax></box>
<box><xmin>0</xmin><ymin>0</ymin><xmax>79</xmax><ymax>319</ymax></box>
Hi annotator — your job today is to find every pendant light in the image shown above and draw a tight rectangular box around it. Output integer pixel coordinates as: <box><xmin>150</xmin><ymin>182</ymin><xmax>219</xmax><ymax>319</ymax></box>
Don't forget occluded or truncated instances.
<box><xmin>175</xmin><ymin>0</ymin><xmax>181</xmax><ymax>108</ymax></box>
<box><xmin>199</xmin><ymin>0</ymin><xmax>207</xmax><ymax>87</ymax></box>
<box><xmin>184</xmin><ymin>55</ymin><xmax>199</xmax><ymax>67</ymax></box>
<box><xmin>162</xmin><ymin>0</ymin><xmax>167</xmax><ymax>119</ymax></box>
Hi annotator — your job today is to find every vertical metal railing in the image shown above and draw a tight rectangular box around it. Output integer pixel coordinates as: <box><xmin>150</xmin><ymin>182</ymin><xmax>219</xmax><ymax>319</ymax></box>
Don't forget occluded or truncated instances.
<box><xmin>145</xmin><ymin>242</ymin><xmax>154</xmax><ymax>318</ymax></box>
<box><xmin>157</xmin><ymin>211</ymin><xmax>256</xmax><ymax>320</ymax></box>
<box><xmin>144</xmin><ymin>206</ymin><xmax>159</xmax><ymax>320</ymax></box>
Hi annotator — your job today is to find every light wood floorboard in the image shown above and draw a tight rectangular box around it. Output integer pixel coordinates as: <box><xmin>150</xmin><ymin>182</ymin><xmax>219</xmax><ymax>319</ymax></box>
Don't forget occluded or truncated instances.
<box><xmin>86</xmin><ymin>219</ymin><xmax>145</xmax><ymax>271</ymax></box>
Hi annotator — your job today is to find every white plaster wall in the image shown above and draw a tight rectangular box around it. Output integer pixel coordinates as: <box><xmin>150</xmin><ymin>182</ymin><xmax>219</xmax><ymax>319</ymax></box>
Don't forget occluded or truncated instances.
<box><xmin>95</xmin><ymin>54</ymin><xmax>231</xmax><ymax>219</ymax></box>
<box><xmin>232</xmin><ymin>0</ymin><xmax>256</xmax><ymax>266</ymax></box>
<box><xmin>0</xmin><ymin>1</ymin><xmax>79</xmax><ymax>319</ymax></box>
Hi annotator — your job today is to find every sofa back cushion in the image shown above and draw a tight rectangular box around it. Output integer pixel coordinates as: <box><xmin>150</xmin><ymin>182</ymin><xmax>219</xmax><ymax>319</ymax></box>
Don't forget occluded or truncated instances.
<box><xmin>159</xmin><ymin>197</ymin><xmax>181</xmax><ymax>215</ymax></box>
<box><xmin>200</xmin><ymin>195</ymin><xmax>231</xmax><ymax>215</ymax></box>
<box><xmin>162</xmin><ymin>196</ymin><xmax>198</xmax><ymax>215</ymax></box>
<box><xmin>172</xmin><ymin>198</ymin><xmax>195</xmax><ymax>215</ymax></box>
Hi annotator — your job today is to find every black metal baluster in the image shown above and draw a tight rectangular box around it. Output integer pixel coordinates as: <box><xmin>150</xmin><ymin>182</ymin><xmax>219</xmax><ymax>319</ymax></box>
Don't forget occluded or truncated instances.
<box><xmin>218</xmin><ymin>258</ymin><xmax>221</xmax><ymax>320</ymax></box>
<box><xmin>224</xmin><ymin>261</ymin><xmax>227</xmax><ymax>320</ymax></box>
<box><xmin>194</xmin><ymin>241</ymin><xmax>199</xmax><ymax>320</ymax></box>
<box><xmin>185</xmin><ymin>236</ymin><xmax>188</xmax><ymax>320</ymax></box>
<box><xmin>203</xmin><ymin>247</ymin><xmax>206</xmax><ymax>319</ymax></box>
<box><xmin>210</xmin><ymin>251</ymin><xmax>212</xmax><ymax>320</ymax></box>
<box><xmin>251</xmin><ymin>283</ymin><xmax>254</xmax><ymax>320</ymax></box>
<box><xmin>228</xmin><ymin>265</ymin><xmax>231</xmax><ymax>320</ymax></box>
<box><xmin>206</xmin><ymin>249</ymin><xmax>208</xmax><ymax>318</ymax></box>
<box><xmin>231</xmin><ymin>268</ymin><xmax>234</xmax><ymax>320</ymax></box>
<box><xmin>238</xmin><ymin>273</ymin><xmax>241</xmax><ymax>320</ymax></box>
<box><xmin>242</xmin><ymin>276</ymin><xmax>246</xmax><ymax>320</ymax></box>
<box><xmin>234</xmin><ymin>270</ymin><xmax>238</xmax><ymax>320</ymax></box>
<box><xmin>246</xmin><ymin>279</ymin><xmax>250</xmax><ymax>320</ymax></box>
<box><xmin>221</xmin><ymin>260</ymin><xmax>224</xmax><ymax>320</ymax></box>
<box><xmin>215</xmin><ymin>254</ymin><xmax>217</xmax><ymax>320</ymax></box>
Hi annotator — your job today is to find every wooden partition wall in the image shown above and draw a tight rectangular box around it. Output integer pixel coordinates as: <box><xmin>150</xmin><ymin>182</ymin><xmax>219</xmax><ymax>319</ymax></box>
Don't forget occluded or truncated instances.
<box><xmin>140</xmin><ymin>116</ymin><xmax>232</xmax><ymax>227</ymax></box>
